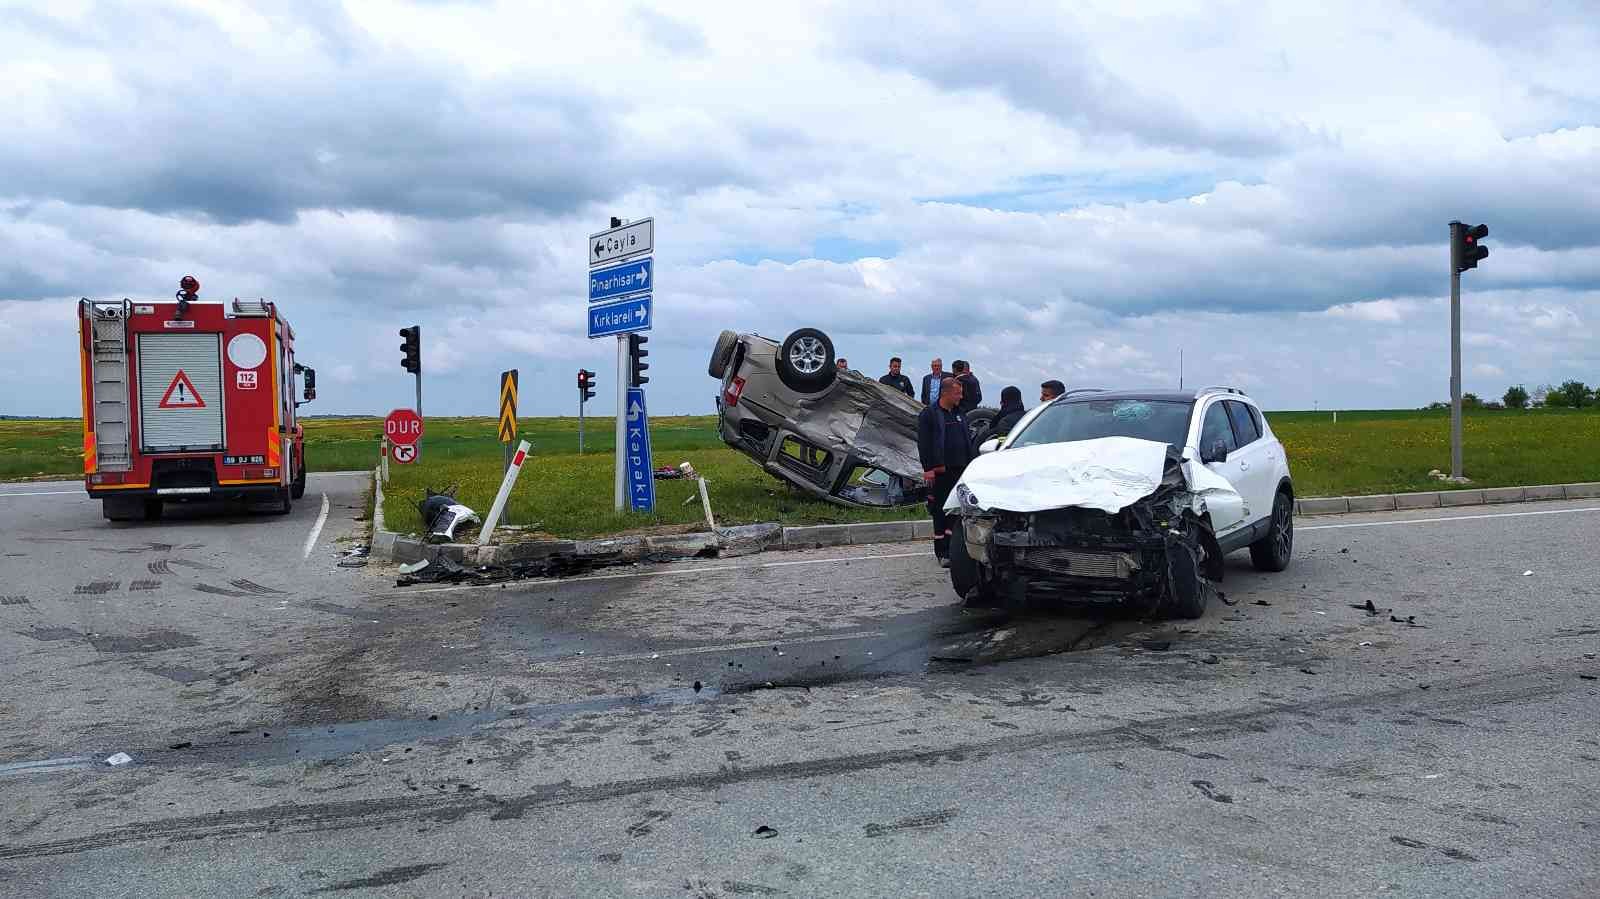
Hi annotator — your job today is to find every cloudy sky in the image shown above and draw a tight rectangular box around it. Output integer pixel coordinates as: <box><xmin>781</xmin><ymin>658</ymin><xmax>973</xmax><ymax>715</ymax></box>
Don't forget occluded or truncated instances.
<box><xmin>4</xmin><ymin>0</ymin><xmax>1598</xmax><ymax>417</ymax></box>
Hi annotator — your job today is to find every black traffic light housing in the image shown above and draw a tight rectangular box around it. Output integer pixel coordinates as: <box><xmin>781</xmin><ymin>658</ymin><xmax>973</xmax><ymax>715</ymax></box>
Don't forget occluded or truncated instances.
<box><xmin>627</xmin><ymin>333</ymin><xmax>649</xmax><ymax>386</ymax></box>
<box><xmin>1451</xmin><ymin>221</ymin><xmax>1489</xmax><ymax>273</ymax></box>
<box><xmin>578</xmin><ymin>368</ymin><xmax>596</xmax><ymax>402</ymax></box>
<box><xmin>399</xmin><ymin>325</ymin><xmax>421</xmax><ymax>374</ymax></box>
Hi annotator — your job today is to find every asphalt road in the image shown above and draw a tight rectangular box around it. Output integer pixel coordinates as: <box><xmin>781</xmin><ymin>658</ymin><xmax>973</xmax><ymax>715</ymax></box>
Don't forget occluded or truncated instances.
<box><xmin>1</xmin><ymin>477</ymin><xmax>1597</xmax><ymax>897</ymax></box>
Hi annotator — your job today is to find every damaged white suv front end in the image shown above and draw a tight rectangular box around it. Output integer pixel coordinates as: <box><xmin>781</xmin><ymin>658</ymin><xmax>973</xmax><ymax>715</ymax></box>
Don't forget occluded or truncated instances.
<box><xmin>946</xmin><ymin>390</ymin><xmax>1293</xmax><ymax>618</ymax></box>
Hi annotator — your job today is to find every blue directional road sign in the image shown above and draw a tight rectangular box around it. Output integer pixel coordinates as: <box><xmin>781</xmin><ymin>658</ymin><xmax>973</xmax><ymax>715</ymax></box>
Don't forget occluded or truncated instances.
<box><xmin>587</xmin><ymin>294</ymin><xmax>652</xmax><ymax>338</ymax></box>
<box><xmin>589</xmin><ymin>257</ymin><xmax>653</xmax><ymax>303</ymax></box>
<box><xmin>624</xmin><ymin>387</ymin><xmax>655</xmax><ymax>512</ymax></box>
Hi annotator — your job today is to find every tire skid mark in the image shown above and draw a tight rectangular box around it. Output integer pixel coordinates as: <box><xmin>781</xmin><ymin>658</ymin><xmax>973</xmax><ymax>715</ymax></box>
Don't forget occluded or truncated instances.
<box><xmin>0</xmin><ymin>662</ymin><xmax>1585</xmax><ymax>861</ymax></box>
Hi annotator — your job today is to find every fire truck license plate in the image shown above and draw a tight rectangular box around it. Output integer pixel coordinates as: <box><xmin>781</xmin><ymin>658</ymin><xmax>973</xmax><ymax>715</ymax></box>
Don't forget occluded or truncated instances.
<box><xmin>236</xmin><ymin>371</ymin><xmax>258</xmax><ymax>390</ymax></box>
<box><xmin>223</xmin><ymin>455</ymin><xmax>266</xmax><ymax>466</ymax></box>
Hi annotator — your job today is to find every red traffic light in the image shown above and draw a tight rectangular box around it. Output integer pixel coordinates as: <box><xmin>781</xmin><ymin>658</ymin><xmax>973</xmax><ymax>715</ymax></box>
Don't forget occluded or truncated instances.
<box><xmin>1451</xmin><ymin>221</ymin><xmax>1490</xmax><ymax>273</ymax></box>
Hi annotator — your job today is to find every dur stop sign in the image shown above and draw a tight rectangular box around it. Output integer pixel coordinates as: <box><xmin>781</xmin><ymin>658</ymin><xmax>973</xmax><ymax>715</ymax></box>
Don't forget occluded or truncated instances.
<box><xmin>385</xmin><ymin>408</ymin><xmax>423</xmax><ymax>445</ymax></box>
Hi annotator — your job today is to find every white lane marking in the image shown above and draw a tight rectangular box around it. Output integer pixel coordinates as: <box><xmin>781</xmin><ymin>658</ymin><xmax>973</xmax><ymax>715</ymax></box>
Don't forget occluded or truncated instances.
<box><xmin>534</xmin><ymin>630</ymin><xmax>889</xmax><ymax>668</ymax></box>
<box><xmin>302</xmin><ymin>493</ymin><xmax>330</xmax><ymax>560</ymax></box>
<box><xmin>1301</xmin><ymin>506</ymin><xmax>1600</xmax><ymax>531</ymax></box>
<box><xmin>0</xmin><ymin>490</ymin><xmax>83</xmax><ymax>498</ymax></box>
<box><xmin>399</xmin><ymin>550</ymin><xmax>931</xmax><ymax>595</ymax></box>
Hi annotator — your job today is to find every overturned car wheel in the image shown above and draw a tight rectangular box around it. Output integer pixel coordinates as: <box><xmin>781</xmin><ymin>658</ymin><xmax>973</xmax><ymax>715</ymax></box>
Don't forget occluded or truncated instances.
<box><xmin>709</xmin><ymin>329</ymin><xmax>739</xmax><ymax>379</ymax></box>
<box><xmin>776</xmin><ymin>327</ymin><xmax>836</xmax><ymax>394</ymax></box>
<box><xmin>966</xmin><ymin>406</ymin><xmax>999</xmax><ymax>442</ymax></box>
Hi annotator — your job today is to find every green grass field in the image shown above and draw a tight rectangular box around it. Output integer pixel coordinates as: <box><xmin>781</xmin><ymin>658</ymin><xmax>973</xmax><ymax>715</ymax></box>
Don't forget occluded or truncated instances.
<box><xmin>5</xmin><ymin>408</ymin><xmax>1598</xmax><ymax>538</ymax></box>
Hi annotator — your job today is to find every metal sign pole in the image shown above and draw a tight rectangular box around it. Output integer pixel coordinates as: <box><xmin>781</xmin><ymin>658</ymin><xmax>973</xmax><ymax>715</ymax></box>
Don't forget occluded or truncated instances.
<box><xmin>615</xmin><ymin>334</ymin><xmax>627</xmax><ymax>511</ymax></box>
<box><xmin>1449</xmin><ymin>223</ymin><xmax>1463</xmax><ymax>480</ymax></box>
<box><xmin>579</xmin><ymin>389</ymin><xmax>586</xmax><ymax>454</ymax></box>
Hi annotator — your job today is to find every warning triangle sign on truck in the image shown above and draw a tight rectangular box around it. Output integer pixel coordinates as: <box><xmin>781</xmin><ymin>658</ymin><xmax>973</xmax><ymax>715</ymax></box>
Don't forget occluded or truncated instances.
<box><xmin>158</xmin><ymin>370</ymin><xmax>206</xmax><ymax>409</ymax></box>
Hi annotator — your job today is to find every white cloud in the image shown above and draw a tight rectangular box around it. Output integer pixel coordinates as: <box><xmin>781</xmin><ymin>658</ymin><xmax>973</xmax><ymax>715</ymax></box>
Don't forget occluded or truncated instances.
<box><xmin>1</xmin><ymin>0</ymin><xmax>1598</xmax><ymax>418</ymax></box>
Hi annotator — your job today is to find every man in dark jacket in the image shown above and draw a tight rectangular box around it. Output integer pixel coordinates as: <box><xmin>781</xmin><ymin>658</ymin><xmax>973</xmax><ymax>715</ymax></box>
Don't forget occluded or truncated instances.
<box><xmin>919</xmin><ymin>357</ymin><xmax>944</xmax><ymax>406</ymax></box>
<box><xmin>990</xmin><ymin>386</ymin><xmax>1026</xmax><ymax>439</ymax></box>
<box><xmin>952</xmin><ymin>360</ymin><xmax>982</xmax><ymax>414</ymax></box>
<box><xmin>879</xmin><ymin>356</ymin><xmax>914</xmax><ymax>397</ymax></box>
<box><xmin>917</xmin><ymin>376</ymin><xmax>974</xmax><ymax>566</ymax></box>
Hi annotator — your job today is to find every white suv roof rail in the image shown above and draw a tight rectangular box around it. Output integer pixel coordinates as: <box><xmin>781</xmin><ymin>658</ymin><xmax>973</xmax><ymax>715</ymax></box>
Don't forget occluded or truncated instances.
<box><xmin>1060</xmin><ymin>388</ymin><xmax>1106</xmax><ymax>398</ymax></box>
<box><xmin>1196</xmin><ymin>385</ymin><xmax>1247</xmax><ymax>398</ymax></box>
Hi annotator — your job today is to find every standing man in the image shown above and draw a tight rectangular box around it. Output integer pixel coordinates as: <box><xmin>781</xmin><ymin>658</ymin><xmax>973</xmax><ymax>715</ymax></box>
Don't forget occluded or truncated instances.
<box><xmin>952</xmin><ymin>360</ymin><xmax>982</xmax><ymax>414</ymax></box>
<box><xmin>879</xmin><ymin>357</ymin><xmax>914</xmax><ymax>397</ymax></box>
<box><xmin>991</xmin><ymin>386</ymin><xmax>1026</xmax><ymax>438</ymax></box>
<box><xmin>917</xmin><ymin>376</ymin><xmax>974</xmax><ymax>567</ymax></box>
<box><xmin>920</xmin><ymin>358</ymin><xmax>945</xmax><ymax>406</ymax></box>
<box><xmin>1040</xmin><ymin>380</ymin><xmax>1065</xmax><ymax>403</ymax></box>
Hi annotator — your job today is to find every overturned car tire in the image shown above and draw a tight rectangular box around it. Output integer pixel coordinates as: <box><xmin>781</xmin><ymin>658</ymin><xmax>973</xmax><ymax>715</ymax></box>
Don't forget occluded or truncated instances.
<box><xmin>966</xmin><ymin>406</ymin><xmax>999</xmax><ymax>442</ymax></box>
<box><xmin>776</xmin><ymin>327</ymin><xmax>836</xmax><ymax>394</ymax></box>
<box><xmin>709</xmin><ymin>329</ymin><xmax>739</xmax><ymax>379</ymax></box>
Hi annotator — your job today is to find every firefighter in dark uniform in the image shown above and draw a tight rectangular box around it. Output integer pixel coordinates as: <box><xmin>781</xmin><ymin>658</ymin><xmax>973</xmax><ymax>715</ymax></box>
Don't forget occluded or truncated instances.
<box><xmin>917</xmin><ymin>376</ymin><xmax>975</xmax><ymax>566</ymax></box>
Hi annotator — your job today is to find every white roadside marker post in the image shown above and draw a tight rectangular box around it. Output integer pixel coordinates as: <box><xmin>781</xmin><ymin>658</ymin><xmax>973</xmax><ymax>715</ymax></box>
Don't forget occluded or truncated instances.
<box><xmin>478</xmin><ymin>440</ymin><xmax>531</xmax><ymax>547</ymax></box>
<box><xmin>381</xmin><ymin>436</ymin><xmax>390</xmax><ymax>484</ymax></box>
<box><xmin>697</xmin><ymin>476</ymin><xmax>717</xmax><ymax>534</ymax></box>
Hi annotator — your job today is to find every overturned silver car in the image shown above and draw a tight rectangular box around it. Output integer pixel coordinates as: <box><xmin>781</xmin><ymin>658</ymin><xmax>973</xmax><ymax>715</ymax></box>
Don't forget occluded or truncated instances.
<box><xmin>709</xmin><ymin>327</ymin><xmax>934</xmax><ymax>508</ymax></box>
<box><xmin>947</xmin><ymin>435</ymin><xmax>1249</xmax><ymax>619</ymax></box>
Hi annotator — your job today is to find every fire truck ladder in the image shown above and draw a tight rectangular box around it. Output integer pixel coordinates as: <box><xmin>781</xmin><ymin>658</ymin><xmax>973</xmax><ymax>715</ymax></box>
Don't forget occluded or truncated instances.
<box><xmin>87</xmin><ymin>300</ymin><xmax>134</xmax><ymax>472</ymax></box>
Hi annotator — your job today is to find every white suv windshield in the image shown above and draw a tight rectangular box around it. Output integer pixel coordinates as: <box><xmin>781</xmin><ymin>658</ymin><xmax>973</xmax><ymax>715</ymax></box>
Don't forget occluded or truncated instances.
<box><xmin>1008</xmin><ymin>399</ymin><xmax>1194</xmax><ymax>449</ymax></box>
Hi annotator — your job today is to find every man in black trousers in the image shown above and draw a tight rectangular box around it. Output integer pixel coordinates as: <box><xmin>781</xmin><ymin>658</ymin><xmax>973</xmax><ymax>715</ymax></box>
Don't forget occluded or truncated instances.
<box><xmin>917</xmin><ymin>376</ymin><xmax>975</xmax><ymax>567</ymax></box>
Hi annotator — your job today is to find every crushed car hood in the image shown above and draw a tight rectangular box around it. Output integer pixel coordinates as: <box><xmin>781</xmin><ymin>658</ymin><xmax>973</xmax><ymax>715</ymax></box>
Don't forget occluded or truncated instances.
<box><xmin>945</xmin><ymin>436</ymin><xmax>1247</xmax><ymax>529</ymax></box>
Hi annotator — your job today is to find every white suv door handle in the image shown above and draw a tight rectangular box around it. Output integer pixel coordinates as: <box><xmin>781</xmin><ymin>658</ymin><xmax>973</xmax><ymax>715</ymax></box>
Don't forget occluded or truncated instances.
<box><xmin>1239</xmin><ymin>461</ymin><xmax>1250</xmax><ymax>470</ymax></box>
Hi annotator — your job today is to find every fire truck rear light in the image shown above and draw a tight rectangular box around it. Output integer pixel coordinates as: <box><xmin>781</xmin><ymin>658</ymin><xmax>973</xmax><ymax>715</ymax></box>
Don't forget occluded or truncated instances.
<box><xmin>90</xmin><ymin>474</ymin><xmax>103</xmax><ymax>484</ymax></box>
<box><xmin>90</xmin><ymin>473</ymin><xmax>124</xmax><ymax>485</ymax></box>
<box><xmin>725</xmin><ymin>376</ymin><xmax>746</xmax><ymax>406</ymax></box>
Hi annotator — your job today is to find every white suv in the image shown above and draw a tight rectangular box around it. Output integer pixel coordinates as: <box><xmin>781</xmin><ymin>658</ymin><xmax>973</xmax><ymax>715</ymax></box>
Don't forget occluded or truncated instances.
<box><xmin>950</xmin><ymin>387</ymin><xmax>1294</xmax><ymax>617</ymax></box>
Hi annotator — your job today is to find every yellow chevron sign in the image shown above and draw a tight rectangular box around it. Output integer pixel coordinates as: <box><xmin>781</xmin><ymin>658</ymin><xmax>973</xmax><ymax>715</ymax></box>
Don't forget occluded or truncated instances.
<box><xmin>498</xmin><ymin>370</ymin><xmax>518</xmax><ymax>442</ymax></box>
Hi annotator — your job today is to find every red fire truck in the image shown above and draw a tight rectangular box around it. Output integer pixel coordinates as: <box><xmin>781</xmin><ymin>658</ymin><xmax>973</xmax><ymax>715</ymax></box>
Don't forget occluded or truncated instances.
<box><xmin>78</xmin><ymin>276</ymin><xmax>316</xmax><ymax>521</ymax></box>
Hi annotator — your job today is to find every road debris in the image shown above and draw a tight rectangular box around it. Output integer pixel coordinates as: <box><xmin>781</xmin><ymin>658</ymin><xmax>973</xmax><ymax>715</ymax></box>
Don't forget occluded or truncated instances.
<box><xmin>397</xmin><ymin>559</ymin><xmax>430</xmax><ymax>576</ymax></box>
<box><xmin>104</xmin><ymin>752</ymin><xmax>133</xmax><ymax>766</ymax></box>
<box><xmin>1140</xmin><ymin>639</ymin><xmax>1173</xmax><ymax>652</ymax></box>
<box><xmin>1201</xmin><ymin>654</ymin><xmax>1220</xmax><ymax>665</ymax></box>
<box><xmin>1389</xmin><ymin>615</ymin><xmax>1426</xmax><ymax>628</ymax></box>
<box><xmin>753</xmin><ymin>825</ymin><xmax>779</xmax><ymax>839</ymax></box>
<box><xmin>1579</xmin><ymin>674</ymin><xmax>1598</xmax><ymax>681</ymax></box>
<box><xmin>1350</xmin><ymin>599</ymin><xmax>1379</xmax><ymax>615</ymax></box>
<box><xmin>1522</xmin><ymin>570</ymin><xmax>1534</xmax><ymax>577</ymax></box>
<box><xmin>418</xmin><ymin>487</ymin><xmax>481</xmax><ymax>543</ymax></box>
<box><xmin>1252</xmin><ymin>600</ymin><xmax>1272</xmax><ymax>606</ymax></box>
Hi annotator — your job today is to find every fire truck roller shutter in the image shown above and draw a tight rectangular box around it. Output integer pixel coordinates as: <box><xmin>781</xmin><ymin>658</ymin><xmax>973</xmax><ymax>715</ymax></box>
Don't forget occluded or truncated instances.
<box><xmin>138</xmin><ymin>332</ymin><xmax>225</xmax><ymax>451</ymax></box>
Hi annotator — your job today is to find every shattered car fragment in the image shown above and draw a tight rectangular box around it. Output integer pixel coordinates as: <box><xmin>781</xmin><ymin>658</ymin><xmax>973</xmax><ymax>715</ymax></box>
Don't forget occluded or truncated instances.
<box><xmin>418</xmin><ymin>487</ymin><xmax>480</xmax><ymax>543</ymax></box>
<box><xmin>710</xmin><ymin>327</ymin><xmax>950</xmax><ymax>508</ymax></box>
<box><xmin>946</xmin><ymin>390</ymin><xmax>1295</xmax><ymax>618</ymax></box>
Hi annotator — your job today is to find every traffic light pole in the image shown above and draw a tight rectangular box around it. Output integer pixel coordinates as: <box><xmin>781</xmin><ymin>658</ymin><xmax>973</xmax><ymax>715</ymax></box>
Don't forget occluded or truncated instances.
<box><xmin>578</xmin><ymin>386</ymin><xmax>585</xmax><ymax>455</ymax></box>
<box><xmin>1449</xmin><ymin>259</ymin><xmax>1462</xmax><ymax>480</ymax></box>
<box><xmin>615</xmin><ymin>334</ymin><xmax>628</xmax><ymax>511</ymax></box>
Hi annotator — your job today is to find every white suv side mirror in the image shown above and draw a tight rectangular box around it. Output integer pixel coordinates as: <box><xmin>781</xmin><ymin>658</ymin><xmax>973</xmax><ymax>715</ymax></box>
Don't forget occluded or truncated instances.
<box><xmin>978</xmin><ymin>437</ymin><xmax>1002</xmax><ymax>455</ymax></box>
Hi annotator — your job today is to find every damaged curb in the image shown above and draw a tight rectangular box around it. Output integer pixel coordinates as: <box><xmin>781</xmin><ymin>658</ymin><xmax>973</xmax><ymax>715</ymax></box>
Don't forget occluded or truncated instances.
<box><xmin>363</xmin><ymin>471</ymin><xmax>1600</xmax><ymax>569</ymax></box>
